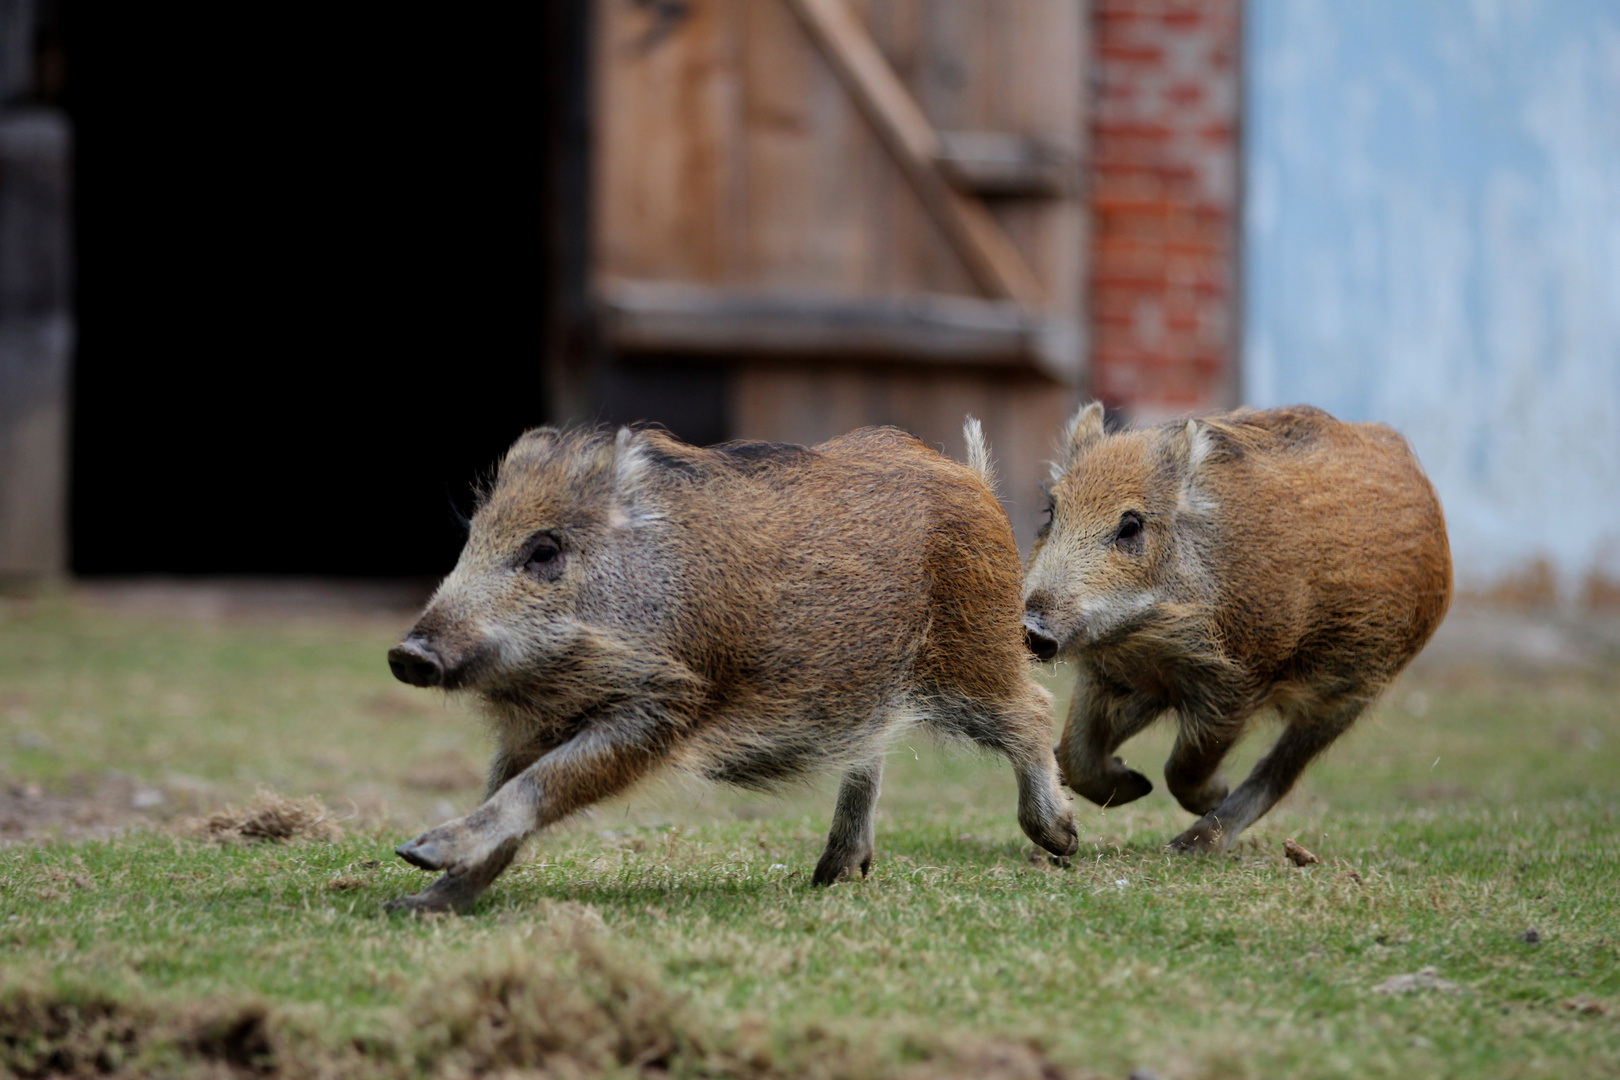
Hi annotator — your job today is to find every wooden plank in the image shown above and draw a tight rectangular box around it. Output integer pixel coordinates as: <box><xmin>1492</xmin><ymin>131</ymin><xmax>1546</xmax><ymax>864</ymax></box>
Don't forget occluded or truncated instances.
<box><xmin>739</xmin><ymin>0</ymin><xmax>877</xmax><ymax>292</ymax></box>
<box><xmin>974</xmin><ymin>1</ymin><xmax>1085</xmax><ymax>340</ymax></box>
<box><xmin>858</xmin><ymin>0</ymin><xmax>977</xmax><ymax>300</ymax></box>
<box><xmin>593</xmin><ymin>0</ymin><xmax>745</xmax><ymax>286</ymax></box>
<box><xmin>601</xmin><ymin>277</ymin><xmax>1040</xmax><ymax>365</ymax></box>
<box><xmin>936</xmin><ymin>130</ymin><xmax>1078</xmax><ymax>197</ymax></box>
<box><xmin>783</xmin><ymin>0</ymin><xmax>1048</xmax><ymax>310</ymax></box>
<box><xmin>601</xmin><ymin>277</ymin><xmax>1081</xmax><ymax>382</ymax></box>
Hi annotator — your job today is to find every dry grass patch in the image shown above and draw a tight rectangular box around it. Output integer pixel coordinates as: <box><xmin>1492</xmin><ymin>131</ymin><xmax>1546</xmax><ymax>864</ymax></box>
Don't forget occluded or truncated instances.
<box><xmin>0</xmin><ymin>927</ymin><xmax>1090</xmax><ymax>1080</ymax></box>
<box><xmin>0</xmin><ymin>980</ymin><xmax>276</xmax><ymax>1080</ymax></box>
<box><xmin>186</xmin><ymin>790</ymin><xmax>344</xmax><ymax>845</ymax></box>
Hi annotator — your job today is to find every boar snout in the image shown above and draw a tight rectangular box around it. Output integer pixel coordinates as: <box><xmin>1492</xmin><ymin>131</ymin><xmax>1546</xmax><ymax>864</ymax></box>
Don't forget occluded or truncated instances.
<box><xmin>1023</xmin><ymin>594</ymin><xmax>1081</xmax><ymax>660</ymax></box>
<box><xmin>388</xmin><ymin>637</ymin><xmax>444</xmax><ymax>688</ymax></box>
<box><xmin>1023</xmin><ymin>614</ymin><xmax>1059</xmax><ymax>661</ymax></box>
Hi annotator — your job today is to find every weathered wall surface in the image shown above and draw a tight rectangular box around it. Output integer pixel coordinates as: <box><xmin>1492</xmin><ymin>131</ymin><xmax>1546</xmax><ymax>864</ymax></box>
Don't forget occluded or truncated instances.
<box><xmin>1244</xmin><ymin>0</ymin><xmax>1620</xmax><ymax>603</ymax></box>
<box><xmin>0</xmin><ymin>0</ymin><xmax>72</xmax><ymax>579</ymax></box>
<box><xmin>1089</xmin><ymin>0</ymin><xmax>1242</xmax><ymax>422</ymax></box>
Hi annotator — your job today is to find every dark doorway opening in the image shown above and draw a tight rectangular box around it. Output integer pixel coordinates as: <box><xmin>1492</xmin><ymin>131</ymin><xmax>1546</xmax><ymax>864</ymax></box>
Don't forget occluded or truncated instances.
<box><xmin>65</xmin><ymin>6</ymin><xmax>557</xmax><ymax>576</ymax></box>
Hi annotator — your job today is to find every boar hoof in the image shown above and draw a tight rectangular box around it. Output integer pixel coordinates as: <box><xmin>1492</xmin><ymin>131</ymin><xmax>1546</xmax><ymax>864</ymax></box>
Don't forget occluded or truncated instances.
<box><xmin>382</xmin><ymin>883</ymin><xmax>477</xmax><ymax>916</ymax></box>
<box><xmin>1170</xmin><ymin>780</ymin><xmax>1229</xmax><ymax>817</ymax></box>
<box><xmin>1168</xmin><ymin>819</ymin><xmax>1225</xmax><ymax>854</ymax></box>
<box><xmin>382</xmin><ymin>892</ymin><xmax>448</xmax><ymax>916</ymax></box>
<box><xmin>396</xmin><ymin>838</ymin><xmax>447</xmax><ymax>871</ymax></box>
<box><xmin>382</xmin><ymin>866</ymin><xmax>494</xmax><ymax>915</ymax></box>
<box><xmin>1067</xmin><ymin>760</ymin><xmax>1154</xmax><ymax>808</ymax></box>
<box><xmin>1024</xmin><ymin>812</ymin><xmax>1080</xmax><ymax>858</ymax></box>
<box><xmin>811</xmin><ymin>848</ymin><xmax>873</xmax><ymax>887</ymax></box>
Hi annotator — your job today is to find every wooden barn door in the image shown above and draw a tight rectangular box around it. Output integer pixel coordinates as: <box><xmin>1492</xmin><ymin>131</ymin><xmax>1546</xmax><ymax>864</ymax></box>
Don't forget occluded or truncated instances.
<box><xmin>589</xmin><ymin>0</ymin><xmax>1087</xmax><ymax>545</ymax></box>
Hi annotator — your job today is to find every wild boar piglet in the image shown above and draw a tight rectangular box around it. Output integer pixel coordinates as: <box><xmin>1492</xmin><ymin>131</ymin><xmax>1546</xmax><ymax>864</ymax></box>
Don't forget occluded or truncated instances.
<box><xmin>385</xmin><ymin>421</ymin><xmax>1078</xmax><ymax>912</ymax></box>
<box><xmin>1023</xmin><ymin>403</ymin><xmax>1451</xmax><ymax>852</ymax></box>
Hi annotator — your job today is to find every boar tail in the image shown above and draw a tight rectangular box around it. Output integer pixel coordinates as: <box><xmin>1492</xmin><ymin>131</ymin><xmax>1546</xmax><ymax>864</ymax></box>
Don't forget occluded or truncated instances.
<box><xmin>963</xmin><ymin>416</ymin><xmax>998</xmax><ymax>494</ymax></box>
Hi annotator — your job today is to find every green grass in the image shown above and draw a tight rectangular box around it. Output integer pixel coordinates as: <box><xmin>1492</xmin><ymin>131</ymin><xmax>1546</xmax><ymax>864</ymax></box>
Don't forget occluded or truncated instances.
<box><xmin>1</xmin><ymin>596</ymin><xmax>1617</xmax><ymax>1078</ymax></box>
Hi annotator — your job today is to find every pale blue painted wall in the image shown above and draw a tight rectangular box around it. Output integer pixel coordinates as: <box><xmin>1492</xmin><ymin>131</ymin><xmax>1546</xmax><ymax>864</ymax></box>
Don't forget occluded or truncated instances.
<box><xmin>1244</xmin><ymin>0</ymin><xmax>1620</xmax><ymax>598</ymax></box>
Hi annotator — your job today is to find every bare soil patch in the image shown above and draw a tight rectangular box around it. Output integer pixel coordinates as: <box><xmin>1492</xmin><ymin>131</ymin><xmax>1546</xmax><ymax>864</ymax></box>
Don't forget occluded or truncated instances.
<box><xmin>0</xmin><ymin>774</ymin><xmax>202</xmax><ymax>845</ymax></box>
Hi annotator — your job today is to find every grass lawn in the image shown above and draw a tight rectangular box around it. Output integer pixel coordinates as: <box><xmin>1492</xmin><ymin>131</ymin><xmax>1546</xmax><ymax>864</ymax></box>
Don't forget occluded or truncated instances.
<box><xmin>0</xmin><ymin>593</ymin><xmax>1616</xmax><ymax>1078</ymax></box>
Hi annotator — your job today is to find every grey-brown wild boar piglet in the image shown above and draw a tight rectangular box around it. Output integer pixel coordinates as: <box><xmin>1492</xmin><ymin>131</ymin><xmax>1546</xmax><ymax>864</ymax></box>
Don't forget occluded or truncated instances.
<box><xmin>384</xmin><ymin>422</ymin><xmax>1078</xmax><ymax>912</ymax></box>
<box><xmin>1023</xmin><ymin>404</ymin><xmax>1451</xmax><ymax>853</ymax></box>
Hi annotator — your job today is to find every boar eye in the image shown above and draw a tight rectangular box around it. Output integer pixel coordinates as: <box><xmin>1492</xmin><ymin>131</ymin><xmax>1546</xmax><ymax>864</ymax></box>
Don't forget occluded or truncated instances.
<box><xmin>1037</xmin><ymin>501</ymin><xmax>1054</xmax><ymax>539</ymax></box>
<box><xmin>521</xmin><ymin>534</ymin><xmax>565</xmax><ymax>581</ymax></box>
<box><xmin>1114</xmin><ymin>511</ymin><xmax>1145</xmax><ymax>554</ymax></box>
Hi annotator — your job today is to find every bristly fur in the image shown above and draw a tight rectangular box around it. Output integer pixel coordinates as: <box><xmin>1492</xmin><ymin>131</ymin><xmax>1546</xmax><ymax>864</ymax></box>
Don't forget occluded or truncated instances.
<box><xmin>383</xmin><ymin>420</ymin><xmax>1078</xmax><ymax>912</ymax></box>
<box><xmin>1024</xmin><ymin>402</ymin><xmax>1452</xmax><ymax>854</ymax></box>
<box><xmin>963</xmin><ymin>417</ymin><xmax>997</xmax><ymax>494</ymax></box>
<box><xmin>445</xmin><ymin>486</ymin><xmax>473</xmax><ymax>534</ymax></box>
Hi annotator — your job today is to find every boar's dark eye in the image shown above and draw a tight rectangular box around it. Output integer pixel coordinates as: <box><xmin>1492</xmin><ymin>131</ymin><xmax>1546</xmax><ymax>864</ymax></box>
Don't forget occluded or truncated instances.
<box><xmin>1037</xmin><ymin>501</ymin><xmax>1054</xmax><ymax>539</ymax></box>
<box><xmin>522</xmin><ymin>534</ymin><xmax>565</xmax><ymax>581</ymax></box>
<box><xmin>1114</xmin><ymin>511</ymin><xmax>1145</xmax><ymax>554</ymax></box>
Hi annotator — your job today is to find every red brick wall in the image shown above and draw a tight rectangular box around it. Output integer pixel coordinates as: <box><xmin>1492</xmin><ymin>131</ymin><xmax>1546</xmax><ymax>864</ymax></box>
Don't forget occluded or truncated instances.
<box><xmin>1088</xmin><ymin>0</ymin><xmax>1242</xmax><ymax>422</ymax></box>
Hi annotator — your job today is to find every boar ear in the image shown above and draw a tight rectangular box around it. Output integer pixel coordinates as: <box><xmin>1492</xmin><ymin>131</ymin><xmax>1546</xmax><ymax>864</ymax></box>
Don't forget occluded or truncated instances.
<box><xmin>1179</xmin><ymin>419</ymin><xmax>1217</xmax><ymax>473</ymax></box>
<box><xmin>612</xmin><ymin>426</ymin><xmax>650</xmax><ymax>493</ymax></box>
<box><xmin>607</xmin><ymin>427</ymin><xmax>666</xmax><ymax>525</ymax></box>
<box><xmin>504</xmin><ymin>425</ymin><xmax>563</xmax><ymax>465</ymax></box>
<box><xmin>1053</xmin><ymin>401</ymin><xmax>1106</xmax><ymax>479</ymax></box>
<box><xmin>1064</xmin><ymin>402</ymin><xmax>1106</xmax><ymax>457</ymax></box>
<box><xmin>1171</xmin><ymin>419</ymin><xmax>1222</xmax><ymax>513</ymax></box>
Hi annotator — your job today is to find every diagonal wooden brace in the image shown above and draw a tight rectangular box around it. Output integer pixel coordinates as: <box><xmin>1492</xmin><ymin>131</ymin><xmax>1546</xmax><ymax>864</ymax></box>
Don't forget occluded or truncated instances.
<box><xmin>784</xmin><ymin>0</ymin><xmax>1049</xmax><ymax>312</ymax></box>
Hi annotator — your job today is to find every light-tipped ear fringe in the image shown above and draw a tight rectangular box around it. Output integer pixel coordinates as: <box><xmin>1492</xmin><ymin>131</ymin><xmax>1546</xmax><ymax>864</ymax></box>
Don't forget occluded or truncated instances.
<box><xmin>1052</xmin><ymin>401</ymin><xmax>1106</xmax><ymax>481</ymax></box>
<box><xmin>1184</xmin><ymin>419</ymin><xmax>1214</xmax><ymax>471</ymax></box>
<box><xmin>611</xmin><ymin>426</ymin><xmax>652</xmax><ymax>495</ymax></box>
<box><xmin>608</xmin><ymin>427</ymin><xmax>666</xmax><ymax>526</ymax></box>
<box><xmin>1174</xmin><ymin>419</ymin><xmax>1220</xmax><ymax>516</ymax></box>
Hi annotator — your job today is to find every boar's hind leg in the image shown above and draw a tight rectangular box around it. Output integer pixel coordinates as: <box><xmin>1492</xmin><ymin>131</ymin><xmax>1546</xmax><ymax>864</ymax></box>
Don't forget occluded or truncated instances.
<box><xmin>1058</xmin><ymin>689</ymin><xmax>1159</xmax><ymax>809</ymax></box>
<box><xmin>1169</xmin><ymin>696</ymin><xmax>1367</xmax><ymax>854</ymax></box>
<box><xmin>940</xmin><ymin>693</ymin><xmax>1079</xmax><ymax>858</ymax></box>
<box><xmin>812</xmin><ymin>755</ymin><xmax>884</xmax><ymax>886</ymax></box>
<box><xmin>1013</xmin><ymin>748</ymin><xmax>1081</xmax><ymax>859</ymax></box>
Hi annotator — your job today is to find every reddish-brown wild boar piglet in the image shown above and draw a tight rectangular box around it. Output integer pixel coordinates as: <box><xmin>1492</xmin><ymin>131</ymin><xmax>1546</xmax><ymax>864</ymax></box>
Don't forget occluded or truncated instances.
<box><xmin>385</xmin><ymin>421</ymin><xmax>1078</xmax><ymax>912</ymax></box>
<box><xmin>1023</xmin><ymin>403</ymin><xmax>1451</xmax><ymax>853</ymax></box>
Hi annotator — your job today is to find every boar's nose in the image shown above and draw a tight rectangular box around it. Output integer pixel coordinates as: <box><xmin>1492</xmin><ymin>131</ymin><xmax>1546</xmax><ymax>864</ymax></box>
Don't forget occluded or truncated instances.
<box><xmin>388</xmin><ymin>638</ymin><xmax>443</xmax><ymax>687</ymax></box>
<box><xmin>1023</xmin><ymin>614</ymin><xmax>1059</xmax><ymax>661</ymax></box>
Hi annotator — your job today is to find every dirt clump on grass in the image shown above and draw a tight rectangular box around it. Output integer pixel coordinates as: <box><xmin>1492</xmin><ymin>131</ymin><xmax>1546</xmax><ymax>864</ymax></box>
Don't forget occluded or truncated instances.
<box><xmin>1282</xmin><ymin>838</ymin><xmax>1320</xmax><ymax>866</ymax></box>
<box><xmin>185</xmin><ymin>790</ymin><xmax>343</xmax><ymax>844</ymax></box>
<box><xmin>407</xmin><ymin>933</ymin><xmax>690</xmax><ymax>1078</ymax></box>
<box><xmin>0</xmin><ymin>982</ymin><xmax>147</xmax><ymax>1078</ymax></box>
<box><xmin>0</xmin><ymin>980</ymin><xmax>275</xmax><ymax>1079</ymax></box>
<box><xmin>0</xmin><ymin>931</ymin><xmax>1092</xmax><ymax>1079</ymax></box>
<box><xmin>407</xmin><ymin>933</ymin><xmax>1090</xmax><ymax>1080</ymax></box>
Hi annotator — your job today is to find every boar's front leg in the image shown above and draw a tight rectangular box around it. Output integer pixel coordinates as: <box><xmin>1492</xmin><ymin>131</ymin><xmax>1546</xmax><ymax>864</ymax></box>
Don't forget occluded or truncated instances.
<box><xmin>1169</xmin><ymin>695</ymin><xmax>1366</xmax><ymax>853</ymax></box>
<box><xmin>812</xmin><ymin>755</ymin><xmax>883</xmax><ymax>886</ymax></box>
<box><xmin>391</xmin><ymin>722</ymin><xmax>666</xmax><ymax>909</ymax></box>
<box><xmin>384</xmin><ymin>838</ymin><xmax>523</xmax><ymax>914</ymax></box>
<box><xmin>1162</xmin><ymin>722</ymin><xmax>1240</xmax><ymax>816</ymax></box>
<box><xmin>1058</xmin><ymin>684</ymin><xmax>1159</xmax><ymax>808</ymax></box>
<box><xmin>384</xmin><ymin>744</ymin><xmax>545</xmax><ymax>914</ymax></box>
